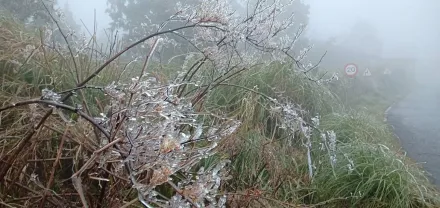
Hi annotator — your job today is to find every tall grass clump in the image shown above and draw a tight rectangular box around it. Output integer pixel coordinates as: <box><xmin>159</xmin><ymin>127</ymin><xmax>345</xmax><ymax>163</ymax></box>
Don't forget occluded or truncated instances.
<box><xmin>0</xmin><ymin>16</ymin><xmax>49</xmax><ymax>97</ymax></box>
<box><xmin>205</xmin><ymin>62</ymin><xmax>341</xmax><ymax>118</ymax></box>
<box><xmin>326</xmin><ymin>66</ymin><xmax>413</xmax><ymax>116</ymax></box>
<box><xmin>310</xmin><ymin>111</ymin><xmax>440</xmax><ymax>207</ymax></box>
<box><xmin>199</xmin><ymin>64</ymin><xmax>336</xmax><ymax>205</ymax></box>
<box><xmin>313</xmin><ymin>141</ymin><xmax>439</xmax><ymax>208</ymax></box>
<box><xmin>319</xmin><ymin>111</ymin><xmax>396</xmax><ymax>145</ymax></box>
<box><xmin>204</xmin><ymin>61</ymin><xmax>440</xmax><ymax>207</ymax></box>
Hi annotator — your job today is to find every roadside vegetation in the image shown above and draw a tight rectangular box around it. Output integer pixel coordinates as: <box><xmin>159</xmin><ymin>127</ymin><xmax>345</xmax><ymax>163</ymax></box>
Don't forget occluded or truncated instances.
<box><xmin>0</xmin><ymin>1</ymin><xmax>438</xmax><ymax>208</ymax></box>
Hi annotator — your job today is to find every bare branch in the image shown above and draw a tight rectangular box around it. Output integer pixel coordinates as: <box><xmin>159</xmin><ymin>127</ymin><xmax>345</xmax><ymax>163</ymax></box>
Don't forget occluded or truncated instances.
<box><xmin>41</xmin><ymin>0</ymin><xmax>80</xmax><ymax>84</ymax></box>
<box><xmin>0</xmin><ymin>100</ymin><xmax>110</xmax><ymax>139</ymax></box>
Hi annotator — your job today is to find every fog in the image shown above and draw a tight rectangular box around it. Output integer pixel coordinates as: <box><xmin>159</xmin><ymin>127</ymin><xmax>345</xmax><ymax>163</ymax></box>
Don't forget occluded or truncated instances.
<box><xmin>59</xmin><ymin>0</ymin><xmax>440</xmax><ymax>84</ymax></box>
<box><xmin>309</xmin><ymin>0</ymin><xmax>424</xmax><ymax>57</ymax></box>
<box><xmin>307</xmin><ymin>0</ymin><xmax>440</xmax><ymax>84</ymax></box>
<box><xmin>57</xmin><ymin>0</ymin><xmax>110</xmax><ymax>32</ymax></box>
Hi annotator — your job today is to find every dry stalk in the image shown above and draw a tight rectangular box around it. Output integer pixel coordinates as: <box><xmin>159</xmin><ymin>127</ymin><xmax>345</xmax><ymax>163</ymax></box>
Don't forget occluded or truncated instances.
<box><xmin>38</xmin><ymin>126</ymin><xmax>68</xmax><ymax>208</ymax></box>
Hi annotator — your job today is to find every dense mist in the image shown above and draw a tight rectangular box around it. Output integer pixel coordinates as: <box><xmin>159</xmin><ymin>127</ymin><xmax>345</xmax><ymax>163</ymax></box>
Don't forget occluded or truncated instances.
<box><xmin>307</xmin><ymin>0</ymin><xmax>440</xmax><ymax>83</ymax></box>
<box><xmin>58</xmin><ymin>0</ymin><xmax>440</xmax><ymax>83</ymax></box>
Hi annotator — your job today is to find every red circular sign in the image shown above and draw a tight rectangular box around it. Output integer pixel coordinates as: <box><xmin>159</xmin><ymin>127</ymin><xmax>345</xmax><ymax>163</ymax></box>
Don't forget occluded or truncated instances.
<box><xmin>344</xmin><ymin>63</ymin><xmax>358</xmax><ymax>77</ymax></box>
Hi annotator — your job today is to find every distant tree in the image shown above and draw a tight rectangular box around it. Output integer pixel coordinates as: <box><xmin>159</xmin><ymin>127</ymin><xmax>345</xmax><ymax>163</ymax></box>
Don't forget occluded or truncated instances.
<box><xmin>106</xmin><ymin>0</ymin><xmax>311</xmax><ymax>59</ymax></box>
<box><xmin>106</xmin><ymin>0</ymin><xmax>203</xmax><ymax>59</ymax></box>
<box><xmin>343</xmin><ymin>20</ymin><xmax>383</xmax><ymax>58</ymax></box>
<box><xmin>233</xmin><ymin>0</ymin><xmax>311</xmax><ymax>53</ymax></box>
<box><xmin>0</xmin><ymin>0</ymin><xmax>57</xmax><ymax>25</ymax></box>
<box><xmin>42</xmin><ymin>1</ymin><xmax>83</xmax><ymax>46</ymax></box>
<box><xmin>0</xmin><ymin>0</ymin><xmax>80</xmax><ymax>48</ymax></box>
<box><xmin>307</xmin><ymin>20</ymin><xmax>385</xmax><ymax>72</ymax></box>
<box><xmin>61</xmin><ymin>1</ymin><xmax>81</xmax><ymax>33</ymax></box>
<box><xmin>106</xmin><ymin>0</ymin><xmax>201</xmax><ymax>38</ymax></box>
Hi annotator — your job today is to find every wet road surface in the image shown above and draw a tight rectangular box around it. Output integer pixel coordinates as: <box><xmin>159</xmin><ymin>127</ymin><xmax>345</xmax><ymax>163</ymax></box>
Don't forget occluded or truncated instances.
<box><xmin>387</xmin><ymin>84</ymin><xmax>440</xmax><ymax>187</ymax></box>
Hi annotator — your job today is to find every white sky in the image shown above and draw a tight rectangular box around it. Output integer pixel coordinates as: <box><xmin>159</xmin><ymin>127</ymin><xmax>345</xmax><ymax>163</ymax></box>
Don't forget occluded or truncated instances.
<box><xmin>57</xmin><ymin>0</ymin><xmax>110</xmax><ymax>34</ymax></box>
<box><xmin>307</xmin><ymin>0</ymin><xmax>440</xmax><ymax>59</ymax></box>
<box><xmin>59</xmin><ymin>0</ymin><xmax>440</xmax><ymax>61</ymax></box>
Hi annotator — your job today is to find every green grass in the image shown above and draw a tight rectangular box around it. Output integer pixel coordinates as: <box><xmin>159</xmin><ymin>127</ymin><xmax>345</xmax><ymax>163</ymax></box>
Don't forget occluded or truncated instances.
<box><xmin>319</xmin><ymin>112</ymin><xmax>395</xmax><ymax>145</ymax></box>
<box><xmin>204</xmin><ymin>63</ymin><xmax>439</xmax><ymax>207</ymax></box>
<box><xmin>313</xmin><ymin>141</ymin><xmax>439</xmax><ymax>208</ymax></box>
<box><xmin>309</xmin><ymin>110</ymin><xmax>439</xmax><ymax>207</ymax></box>
<box><xmin>205</xmin><ymin>63</ymin><xmax>341</xmax><ymax>116</ymax></box>
<box><xmin>1</xmin><ymin>13</ymin><xmax>438</xmax><ymax>208</ymax></box>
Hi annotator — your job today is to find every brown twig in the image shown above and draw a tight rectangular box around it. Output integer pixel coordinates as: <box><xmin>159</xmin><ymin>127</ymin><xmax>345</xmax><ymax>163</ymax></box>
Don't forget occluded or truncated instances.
<box><xmin>0</xmin><ymin>108</ymin><xmax>51</xmax><ymax>181</ymax></box>
<box><xmin>66</xmin><ymin>23</ymin><xmax>218</xmax><ymax>101</ymax></box>
<box><xmin>56</xmin><ymin>85</ymin><xmax>105</xmax><ymax>94</ymax></box>
<box><xmin>177</xmin><ymin>58</ymin><xmax>205</xmax><ymax>97</ymax></box>
<box><xmin>38</xmin><ymin>126</ymin><xmax>68</xmax><ymax>208</ymax></box>
<box><xmin>0</xmin><ymin>201</ymin><xmax>15</xmax><ymax>208</ymax></box>
<box><xmin>139</xmin><ymin>38</ymin><xmax>161</xmax><ymax>80</ymax></box>
<box><xmin>97</xmin><ymin>163</ymin><xmax>112</xmax><ymax>208</ymax></box>
<box><xmin>0</xmin><ymin>99</ymin><xmax>110</xmax><ymax>139</ymax></box>
<box><xmin>120</xmin><ymin>198</ymin><xmax>140</xmax><ymax>208</ymax></box>
<box><xmin>27</xmin><ymin>157</ymin><xmax>74</xmax><ymax>162</ymax></box>
<box><xmin>6</xmin><ymin>193</ymin><xmax>80</xmax><ymax>203</ymax></box>
<box><xmin>41</xmin><ymin>0</ymin><xmax>80</xmax><ymax>84</ymax></box>
<box><xmin>167</xmin><ymin>181</ymin><xmax>198</xmax><ymax>207</ymax></box>
<box><xmin>3</xmin><ymin>178</ymin><xmax>62</xmax><ymax>207</ymax></box>
<box><xmin>95</xmin><ymin>113</ymin><xmax>127</xmax><ymax>207</ymax></box>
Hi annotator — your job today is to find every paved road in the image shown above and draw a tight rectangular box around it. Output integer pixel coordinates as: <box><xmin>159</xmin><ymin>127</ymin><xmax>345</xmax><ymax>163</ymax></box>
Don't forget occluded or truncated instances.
<box><xmin>387</xmin><ymin>83</ymin><xmax>440</xmax><ymax>187</ymax></box>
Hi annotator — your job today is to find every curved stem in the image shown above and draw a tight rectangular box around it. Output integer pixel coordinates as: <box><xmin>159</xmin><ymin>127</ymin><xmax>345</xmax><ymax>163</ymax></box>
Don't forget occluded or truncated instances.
<box><xmin>0</xmin><ymin>100</ymin><xmax>110</xmax><ymax>139</ymax></box>
<box><xmin>62</xmin><ymin>23</ymin><xmax>220</xmax><ymax>102</ymax></box>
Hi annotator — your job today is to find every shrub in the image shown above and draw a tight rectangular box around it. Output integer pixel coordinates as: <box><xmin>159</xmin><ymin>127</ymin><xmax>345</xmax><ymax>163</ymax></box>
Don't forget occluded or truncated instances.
<box><xmin>313</xmin><ymin>142</ymin><xmax>439</xmax><ymax>208</ymax></box>
<box><xmin>0</xmin><ymin>0</ymin><xmax>326</xmax><ymax>207</ymax></box>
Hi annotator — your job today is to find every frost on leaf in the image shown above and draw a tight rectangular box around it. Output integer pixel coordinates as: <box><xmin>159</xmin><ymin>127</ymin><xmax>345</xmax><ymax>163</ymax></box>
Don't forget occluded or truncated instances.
<box><xmin>322</xmin><ymin>130</ymin><xmax>337</xmax><ymax>166</ymax></box>
<box><xmin>41</xmin><ymin>88</ymin><xmax>61</xmax><ymax>102</ymax></box>
<box><xmin>91</xmin><ymin>75</ymin><xmax>239</xmax><ymax>207</ymax></box>
<box><xmin>52</xmin><ymin>0</ymin><xmax>327</xmax><ymax>206</ymax></box>
<box><xmin>177</xmin><ymin>161</ymin><xmax>229</xmax><ymax>207</ymax></box>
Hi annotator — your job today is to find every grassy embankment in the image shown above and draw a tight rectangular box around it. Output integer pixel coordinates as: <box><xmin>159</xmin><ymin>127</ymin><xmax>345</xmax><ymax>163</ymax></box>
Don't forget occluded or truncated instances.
<box><xmin>0</xmin><ymin>15</ymin><xmax>438</xmax><ymax>208</ymax></box>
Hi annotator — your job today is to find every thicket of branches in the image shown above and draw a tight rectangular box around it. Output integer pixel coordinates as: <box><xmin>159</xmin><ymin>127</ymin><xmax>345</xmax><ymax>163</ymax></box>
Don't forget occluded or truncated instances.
<box><xmin>0</xmin><ymin>0</ymin><xmax>332</xmax><ymax>207</ymax></box>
